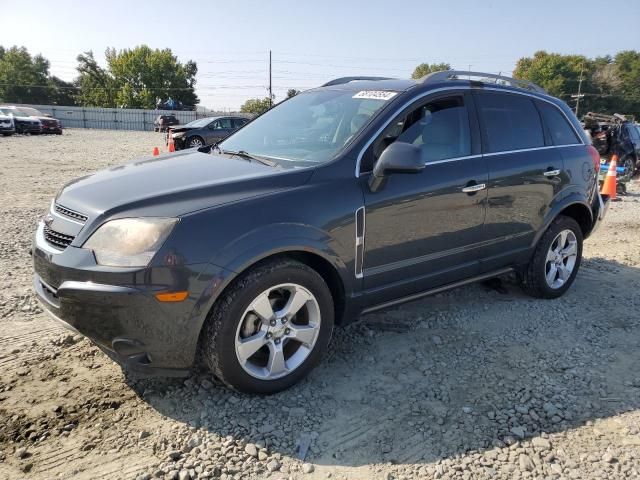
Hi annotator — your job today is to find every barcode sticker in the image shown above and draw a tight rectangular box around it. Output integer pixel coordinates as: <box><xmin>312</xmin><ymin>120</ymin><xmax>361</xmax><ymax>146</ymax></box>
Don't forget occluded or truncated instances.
<box><xmin>352</xmin><ymin>91</ymin><xmax>398</xmax><ymax>101</ymax></box>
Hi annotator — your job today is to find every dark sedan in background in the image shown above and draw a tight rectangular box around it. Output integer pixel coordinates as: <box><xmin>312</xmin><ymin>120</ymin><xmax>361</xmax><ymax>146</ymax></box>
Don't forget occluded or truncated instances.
<box><xmin>0</xmin><ymin>106</ymin><xmax>42</xmax><ymax>134</ymax></box>
<box><xmin>0</xmin><ymin>105</ymin><xmax>62</xmax><ymax>134</ymax></box>
<box><xmin>18</xmin><ymin>106</ymin><xmax>63</xmax><ymax>134</ymax></box>
<box><xmin>169</xmin><ymin>116</ymin><xmax>250</xmax><ymax>149</ymax></box>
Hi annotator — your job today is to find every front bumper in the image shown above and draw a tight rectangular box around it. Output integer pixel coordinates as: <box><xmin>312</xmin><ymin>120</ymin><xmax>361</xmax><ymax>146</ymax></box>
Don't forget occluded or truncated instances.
<box><xmin>41</xmin><ymin>125</ymin><xmax>62</xmax><ymax>134</ymax></box>
<box><xmin>32</xmin><ymin>222</ymin><xmax>225</xmax><ymax>375</ymax></box>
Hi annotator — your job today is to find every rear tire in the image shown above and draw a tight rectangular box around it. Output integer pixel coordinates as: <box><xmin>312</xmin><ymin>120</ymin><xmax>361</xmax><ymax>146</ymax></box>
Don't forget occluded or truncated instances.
<box><xmin>199</xmin><ymin>259</ymin><xmax>334</xmax><ymax>394</ymax></box>
<box><xmin>521</xmin><ymin>216</ymin><xmax>583</xmax><ymax>299</ymax></box>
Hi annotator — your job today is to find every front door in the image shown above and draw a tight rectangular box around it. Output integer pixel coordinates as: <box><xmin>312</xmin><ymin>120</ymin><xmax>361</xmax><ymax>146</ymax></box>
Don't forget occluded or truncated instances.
<box><xmin>207</xmin><ymin>118</ymin><xmax>233</xmax><ymax>144</ymax></box>
<box><xmin>359</xmin><ymin>92</ymin><xmax>488</xmax><ymax>302</ymax></box>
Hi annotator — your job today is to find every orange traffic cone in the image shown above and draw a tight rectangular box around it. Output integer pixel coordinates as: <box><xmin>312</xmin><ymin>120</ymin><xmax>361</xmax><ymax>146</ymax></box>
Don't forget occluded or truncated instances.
<box><xmin>152</xmin><ymin>146</ymin><xmax>160</xmax><ymax>156</ymax></box>
<box><xmin>167</xmin><ymin>134</ymin><xmax>176</xmax><ymax>153</ymax></box>
<box><xmin>600</xmin><ymin>154</ymin><xmax>617</xmax><ymax>200</ymax></box>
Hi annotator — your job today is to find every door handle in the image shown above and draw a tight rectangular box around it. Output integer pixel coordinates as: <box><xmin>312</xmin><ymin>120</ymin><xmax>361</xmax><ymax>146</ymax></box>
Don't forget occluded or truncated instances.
<box><xmin>543</xmin><ymin>169</ymin><xmax>562</xmax><ymax>177</ymax></box>
<box><xmin>461</xmin><ymin>183</ymin><xmax>486</xmax><ymax>193</ymax></box>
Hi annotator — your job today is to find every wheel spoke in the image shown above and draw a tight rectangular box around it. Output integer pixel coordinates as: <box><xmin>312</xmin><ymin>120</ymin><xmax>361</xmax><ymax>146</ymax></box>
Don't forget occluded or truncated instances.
<box><xmin>546</xmin><ymin>264</ymin><xmax>558</xmax><ymax>285</ymax></box>
<box><xmin>558</xmin><ymin>230</ymin><xmax>568</xmax><ymax>250</ymax></box>
<box><xmin>266</xmin><ymin>342</ymin><xmax>287</xmax><ymax>377</ymax></box>
<box><xmin>546</xmin><ymin>248</ymin><xmax>557</xmax><ymax>262</ymax></box>
<box><xmin>558</xmin><ymin>265</ymin><xmax>571</xmax><ymax>282</ymax></box>
<box><xmin>288</xmin><ymin>323</ymin><xmax>318</xmax><ymax>346</ymax></box>
<box><xmin>236</xmin><ymin>329</ymin><xmax>268</xmax><ymax>363</ymax></box>
<box><xmin>279</xmin><ymin>286</ymin><xmax>311</xmax><ymax>319</ymax></box>
<box><xmin>560</xmin><ymin>241</ymin><xmax>577</xmax><ymax>258</ymax></box>
<box><xmin>251</xmin><ymin>292</ymin><xmax>275</xmax><ymax>323</ymax></box>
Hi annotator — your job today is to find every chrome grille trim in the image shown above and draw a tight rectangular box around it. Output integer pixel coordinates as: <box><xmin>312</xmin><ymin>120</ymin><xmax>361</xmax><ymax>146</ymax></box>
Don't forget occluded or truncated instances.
<box><xmin>43</xmin><ymin>224</ymin><xmax>75</xmax><ymax>250</ymax></box>
<box><xmin>54</xmin><ymin>204</ymin><xmax>88</xmax><ymax>223</ymax></box>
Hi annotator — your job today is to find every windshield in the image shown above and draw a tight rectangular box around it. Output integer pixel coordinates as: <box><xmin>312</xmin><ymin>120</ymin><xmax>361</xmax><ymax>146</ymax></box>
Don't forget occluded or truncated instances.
<box><xmin>220</xmin><ymin>89</ymin><xmax>395</xmax><ymax>163</ymax></box>
<box><xmin>17</xmin><ymin>107</ymin><xmax>43</xmax><ymax>116</ymax></box>
<box><xmin>185</xmin><ymin>118</ymin><xmax>214</xmax><ymax>128</ymax></box>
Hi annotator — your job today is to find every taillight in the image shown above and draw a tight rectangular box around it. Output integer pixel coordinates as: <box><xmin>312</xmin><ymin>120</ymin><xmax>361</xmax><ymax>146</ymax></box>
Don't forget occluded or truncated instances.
<box><xmin>587</xmin><ymin>145</ymin><xmax>600</xmax><ymax>169</ymax></box>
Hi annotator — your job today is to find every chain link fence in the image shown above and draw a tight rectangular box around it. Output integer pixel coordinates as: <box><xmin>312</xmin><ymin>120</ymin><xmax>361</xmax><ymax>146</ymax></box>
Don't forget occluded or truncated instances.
<box><xmin>12</xmin><ymin>104</ymin><xmax>246</xmax><ymax>131</ymax></box>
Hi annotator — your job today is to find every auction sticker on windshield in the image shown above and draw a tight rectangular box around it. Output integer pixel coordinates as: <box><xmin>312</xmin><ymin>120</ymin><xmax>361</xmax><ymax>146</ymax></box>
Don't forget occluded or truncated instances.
<box><xmin>352</xmin><ymin>91</ymin><xmax>398</xmax><ymax>100</ymax></box>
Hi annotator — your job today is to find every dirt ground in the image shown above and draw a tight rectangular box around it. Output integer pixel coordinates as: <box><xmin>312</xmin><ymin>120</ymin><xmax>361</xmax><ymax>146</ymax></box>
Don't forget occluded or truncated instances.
<box><xmin>1</xmin><ymin>129</ymin><xmax>639</xmax><ymax>480</ymax></box>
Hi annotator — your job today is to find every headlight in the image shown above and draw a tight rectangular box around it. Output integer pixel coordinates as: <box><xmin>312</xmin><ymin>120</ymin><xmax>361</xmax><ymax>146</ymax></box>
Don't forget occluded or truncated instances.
<box><xmin>84</xmin><ymin>218</ymin><xmax>178</xmax><ymax>267</ymax></box>
<box><xmin>172</xmin><ymin>132</ymin><xmax>185</xmax><ymax>138</ymax></box>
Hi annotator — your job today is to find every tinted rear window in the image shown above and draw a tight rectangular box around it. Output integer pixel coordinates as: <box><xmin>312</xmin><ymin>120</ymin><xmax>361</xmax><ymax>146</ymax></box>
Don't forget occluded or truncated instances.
<box><xmin>537</xmin><ymin>101</ymin><xmax>580</xmax><ymax>146</ymax></box>
<box><xmin>476</xmin><ymin>92</ymin><xmax>544</xmax><ymax>153</ymax></box>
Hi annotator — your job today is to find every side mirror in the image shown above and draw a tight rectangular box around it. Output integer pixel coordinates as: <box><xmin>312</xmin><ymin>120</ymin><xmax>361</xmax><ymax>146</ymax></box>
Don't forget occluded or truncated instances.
<box><xmin>368</xmin><ymin>142</ymin><xmax>425</xmax><ymax>192</ymax></box>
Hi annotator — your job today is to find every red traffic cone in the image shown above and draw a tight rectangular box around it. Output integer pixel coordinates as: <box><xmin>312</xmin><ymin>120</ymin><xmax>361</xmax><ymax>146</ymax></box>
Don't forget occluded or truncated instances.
<box><xmin>152</xmin><ymin>146</ymin><xmax>160</xmax><ymax>156</ymax></box>
<box><xmin>168</xmin><ymin>134</ymin><xmax>176</xmax><ymax>153</ymax></box>
<box><xmin>600</xmin><ymin>154</ymin><xmax>618</xmax><ymax>200</ymax></box>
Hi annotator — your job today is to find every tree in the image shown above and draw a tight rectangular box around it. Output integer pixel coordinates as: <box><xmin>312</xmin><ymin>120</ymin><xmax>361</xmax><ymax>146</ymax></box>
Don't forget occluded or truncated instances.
<box><xmin>513</xmin><ymin>51</ymin><xmax>592</xmax><ymax>99</ymax></box>
<box><xmin>48</xmin><ymin>76</ymin><xmax>78</xmax><ymax>105</ymax></box>
<box><xmin>0</xmin><ymin>46</ymin><xmax>52</xmax><ymax>104</ymax></box>
<box><xmin>286</xmin><ymin>88</ymin><xmax>300</xmax><ymax>99</ymax></box>
<box><xmin>411</xmin><ymin>63</ymin><xmax>451</xmax><ymax>80</ymax></box>
<box><xmin>240</xmin><ymin>97</ymin><xmax>272</xmax><ymax>115</ymax></box>
<box><xmin>513</xmin><ymin>50</ymin><xmax>640</xmax><ymax>118</ymax></box>
<box><xmin>75</xmin><ymin>51</ymin><xmax>117</xmax><ymax>107</ymax></box>
<box><xmin>75</xmin><ymin>46</ymin><xmax>199</xmax><ymax>108</ymax></box>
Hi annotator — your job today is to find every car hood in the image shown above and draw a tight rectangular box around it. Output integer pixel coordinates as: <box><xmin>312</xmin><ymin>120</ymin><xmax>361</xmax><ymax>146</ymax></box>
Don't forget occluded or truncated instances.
<box><xmin>55</xmin><ymin>150</ymin><xmax>313</xmax><ymax>224</ymax></box>
<box><xmin>13</xmin><ymin>115</ymin><xmax>40</xmax><ymax>122</ymax></box>
<box><xmin>170</xmin><ymin>125</ymin><xmax>198</xmax><ymax>133</ymax></box>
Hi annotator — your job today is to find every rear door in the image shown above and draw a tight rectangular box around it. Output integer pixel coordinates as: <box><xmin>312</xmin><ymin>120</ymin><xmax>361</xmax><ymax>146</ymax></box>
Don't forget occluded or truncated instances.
<box><xmin>473</xmin><ymin>91</ymin><xmax>569</xmax><ymax>270</ymax></box>
<box><xmin>360</xmin><ymin>91</ymin><xmax>488</xmax><ymax>301</ymax></box>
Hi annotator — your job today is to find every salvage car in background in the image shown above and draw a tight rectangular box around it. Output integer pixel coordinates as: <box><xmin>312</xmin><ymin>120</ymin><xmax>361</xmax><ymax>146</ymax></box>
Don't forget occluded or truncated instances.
<box><xmin>169</xmin><ymin>116</ymin><xmax>250</xmax><ymax>149</ymax></box>
<box><xmin>0</xmin><ymin>106</ymin><xmax>41</xmax><ymax>134</ymax></box>
<box><xmin>16</xmin><ymin>106</ymin><xmax>63</xmax><ymax>134</ymax></box>
<box><xmin>154</xmin><ymin>114</ymin><xmax>180</xmax><ymax>132</ymax></box>
<box><xmin>0</xmin><ymin>111</ymin><xmax>15</xmax><ymax>136</ymax></box>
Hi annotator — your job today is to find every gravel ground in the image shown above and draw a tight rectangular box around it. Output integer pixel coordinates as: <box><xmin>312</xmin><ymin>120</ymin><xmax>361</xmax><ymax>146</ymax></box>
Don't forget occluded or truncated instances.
<box><xmin>1</xmin><ymin>129</ymin><xmax>639</xmax><ymax>480</ymax></box>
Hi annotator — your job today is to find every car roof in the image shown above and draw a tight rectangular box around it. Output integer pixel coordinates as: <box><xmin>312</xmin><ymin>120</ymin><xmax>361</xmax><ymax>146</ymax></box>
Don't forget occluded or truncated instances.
<box><xmin>316</xmin><ymin>78</ymin><xmax>417</xmax><ymax>92</ymax></box>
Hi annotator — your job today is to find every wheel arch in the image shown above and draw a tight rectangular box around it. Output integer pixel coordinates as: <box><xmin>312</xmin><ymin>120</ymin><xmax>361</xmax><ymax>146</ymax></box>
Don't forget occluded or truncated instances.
<box><xmin>532</xmin><ymin>194</ymin><xmax>593</xmax><ymax>248</ymax></box>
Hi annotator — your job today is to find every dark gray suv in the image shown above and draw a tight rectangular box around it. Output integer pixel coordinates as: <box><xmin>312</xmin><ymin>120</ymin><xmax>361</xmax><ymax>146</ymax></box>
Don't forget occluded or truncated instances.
<box><xmin>33</xmin><ymin>72</ymin><xmax>609</xmax><ymax>393</ymax></box>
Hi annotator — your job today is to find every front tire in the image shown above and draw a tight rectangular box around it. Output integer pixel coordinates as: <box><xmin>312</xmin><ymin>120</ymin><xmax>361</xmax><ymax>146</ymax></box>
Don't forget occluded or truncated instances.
<box><xmin>200</xmin><ymin>259</ymin><xmax>334</xmax><ymax>394</ymax></box>
<box><xmin>187</xmin><ymin>136</ymin><xmax>204</xmax><ymax>148</ymax></box>
<box><xmin>521</xmin><ymin>216</ymin><xmax>583</xmax><ymax>299</ymax></box>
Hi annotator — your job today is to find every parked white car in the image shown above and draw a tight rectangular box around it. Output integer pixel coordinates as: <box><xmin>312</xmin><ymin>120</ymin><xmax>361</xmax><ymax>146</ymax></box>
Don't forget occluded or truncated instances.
<box><xmin>0</xmin><ymin>112</ymin><xmax>15</xmax><ymax>136</ymax></box>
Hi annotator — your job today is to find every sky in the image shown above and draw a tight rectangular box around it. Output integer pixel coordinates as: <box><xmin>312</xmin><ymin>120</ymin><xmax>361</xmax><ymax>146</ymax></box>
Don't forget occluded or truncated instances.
<box><xmin>2</xmin><ymin>0</ymin><xmax>639</xmax><ymax>110</ymax></box>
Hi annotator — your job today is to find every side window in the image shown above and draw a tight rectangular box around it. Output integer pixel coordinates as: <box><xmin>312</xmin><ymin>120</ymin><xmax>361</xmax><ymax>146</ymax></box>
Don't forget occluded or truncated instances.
<box><xmin>476</xmin><ymin>92</ymin><xmax>544</xmax><ymax>153</ymax></box>
<box><xmin>361</xmin><ymin>95</ymin><xmax>471</xmax><ymax>172</ymax></box>
<box><xmin>209</xmin><ymin>120</ymin><xmax>220</xmax><ymax>130</ymax></box>
<box><xmin>627</xmin><ymin>125</ymin><xmax>640</xmax><ymax>142</ymax></box>
<box><xmin>233</xmin><ymin>118</ymin><xmax>248</xmax><ymax>128</ymax></box>
<box><xmin>537</xmin><ymin>101</ymin><xmax>580</xmax><ymax>146</ymax></box>
<box><xmin>217</xmin><ymin>118</ymin><xmax>233</xmax><ymax>129</ymax></box>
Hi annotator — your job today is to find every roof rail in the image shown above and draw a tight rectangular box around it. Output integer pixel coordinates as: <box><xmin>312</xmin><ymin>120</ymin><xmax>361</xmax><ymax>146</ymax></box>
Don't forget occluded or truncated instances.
<box><xmin>321</xmin><ymin>76</ymin><xmax>393</xmax><ymax>87</ymax></box>
<box><xmin>419</xmin><ymin>70</ymin><xmax>546</xmax><ymax>94</ymax></box>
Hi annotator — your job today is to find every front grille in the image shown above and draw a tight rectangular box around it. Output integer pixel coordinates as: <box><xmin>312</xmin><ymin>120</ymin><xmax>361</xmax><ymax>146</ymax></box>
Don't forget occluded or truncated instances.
<box><xmin>44</xmin><ymin>225</ymin><xmax>75</xmax><ymax>250</ymax></box>
<box><xmin>54</xmin><ymin>204</ymin><xmax>88</xmax><ymax>223</ymax></box>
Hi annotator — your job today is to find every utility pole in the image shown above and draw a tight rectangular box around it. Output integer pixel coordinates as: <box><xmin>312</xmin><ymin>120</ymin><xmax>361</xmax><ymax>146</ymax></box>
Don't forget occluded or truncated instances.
<box><xmin>572</xmin><ymin>64</ymin><xmax>585</xmax><ymax>117</ymax></box>
<box><xmin>269</xmin><ymin>50</ymin><xmax>273</xmax><ymax>108</ymax></box>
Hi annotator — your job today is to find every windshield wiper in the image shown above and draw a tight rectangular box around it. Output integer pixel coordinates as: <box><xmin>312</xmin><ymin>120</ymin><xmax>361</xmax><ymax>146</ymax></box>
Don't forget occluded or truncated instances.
<box><xmin>222</xmin><ymin>149</ymin><xmax>278</xmax><ymax>167</ymax></box>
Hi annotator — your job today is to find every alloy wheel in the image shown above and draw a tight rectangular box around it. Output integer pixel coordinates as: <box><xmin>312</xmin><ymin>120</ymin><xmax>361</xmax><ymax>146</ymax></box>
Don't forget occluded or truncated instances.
<box><xmin>234</xmin><ymin>283</ymin><xmax>321</xmax><ymax>380</ymax></box>
<box><xmin>544</xmin><ymin>229</ymin><xmax>578</xmax><ymax>289</ymax></box>
<box><xmin>189</xmin><ymin>138</ymin><xmax>203</xmax><ymax>148</ymax></box>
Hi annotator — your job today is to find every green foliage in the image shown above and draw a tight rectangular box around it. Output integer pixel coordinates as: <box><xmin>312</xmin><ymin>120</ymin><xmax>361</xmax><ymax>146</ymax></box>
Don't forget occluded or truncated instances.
<box><xmin>411</xmin><ymin>63</ymin><xmax>451</xmax><ymax>80</ymax></box>
<box><xmin>240</xmin><ymin>97</ymin><xmax>272</xmax><ymax>115</ymax></box>
<box><xmin>514</xmin><ymin>50</ymin><xmax>640</xmax><ymax>118</ymax></box>
<box><xmin>0</xmin><ymin>46</ymin><xmax>52</xmax><ymax>104</ymax></box>
<box><xmin>76</xmin><ymin>46</ymin><xmax>199</xmax><ymax>108</ymax></box>
<box><xmin>286</xmin><ymin>88</ymin><xmax>300</xmax><ymax>99</ymax></box>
